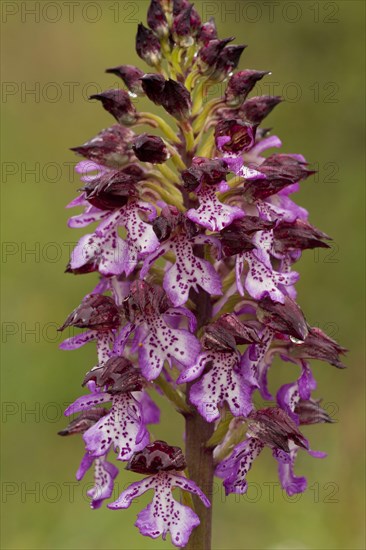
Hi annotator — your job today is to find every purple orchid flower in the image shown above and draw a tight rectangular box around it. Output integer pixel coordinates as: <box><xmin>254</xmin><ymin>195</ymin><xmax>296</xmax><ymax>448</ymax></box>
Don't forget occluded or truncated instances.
<box><xmin>77</xmin><ymin>453</ymin><xmax>119</xmax><ymax>509</ymax></box>
<box><xmin>109</xmin><ymin>441</ymin><xmax>210</xmax><ymax>548</ymax></box>
<box><xmin>58</xmin><ymin>1</ymin><xmax>345</xmax><ymax>546</ymax></box>
<box><xmin>114</xmin><ymin>281</ymin><xmax>200</xmax><ymax>380</ymax></box>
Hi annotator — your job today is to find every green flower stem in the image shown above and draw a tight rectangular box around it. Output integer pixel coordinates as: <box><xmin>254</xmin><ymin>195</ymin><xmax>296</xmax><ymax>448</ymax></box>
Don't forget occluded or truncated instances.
<box><xmin>143</xmin><ymin>181</ymin><xmax>184</xmax><ymax>211</ymax></box>
<box><xmin>166</xmin><ymin>143</ymin><xmax>187</xmax><ymax>171</ymax></box>
<box><xmin>192</xmin><ymin>98</ymin><xmax>223</xmax><ymax>133</ymax></box>
<box><xmin>155</xmin><ymin>375</ymin><xmax>192</xmax><ymax>415</ymax></box>
<box><xmin>139</xmin><ymin>113</ymin><xmax>181</xmax><ymax>144</ymax></box>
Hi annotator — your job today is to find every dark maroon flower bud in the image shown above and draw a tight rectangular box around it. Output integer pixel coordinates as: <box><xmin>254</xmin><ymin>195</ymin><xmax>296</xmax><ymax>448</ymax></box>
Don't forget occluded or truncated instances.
<box><xmin>247</xmin><ymin>407</ymin><xmax>308</xmax><ymax>452</ymax></box>
<box><xmin>105</xmin><ymin>65</ymin><xmax>145</xmax><ymax>96</ymax></box>
<box><xmin>83</xmin><ymin>356</ymin><xmax>145</xmax><ymax>393</ymax></box>
<box><xmin>58</xmin><ymin>295</ymin><xmax>120</xmax><ymax>332</ymax></box>
<box><xmin>218</xmin><ymin>314</ymin><xmax>261</xmax><ymax>345</ymax></box>
<box><xmin>147</xmin><ymin>0</ymin><xmax>169</xmax><ymax>37</ymax></box>
<box><xmin>294</xmin><ymin>398</ymin><xmax>334</xmax><ymax>425</ymax></box>
<box><xmin>126</xmin><ymin>440</ymin><xmax>186</xmax><ymax>474</ymax></box>
<box><xmin>243</xmin><ymin>176</ymin><xmax>295</xmax><ymax>201</ymax></box>
<box><xmin>273</xmin><ymin>220</ymin><xmax>331</xmax><ymax>255</ymax></box>
<box><xmin>82</xmin><ymin>167</ymin><xmax>141</xmax><ymax>211</ymax></box>
<box><xmin>141</xmin><ymin>73</ymin><xmax>166</xmax><ymax>104</ymax></box>
<box><xmin>225</xmin><ymin>70</ymin><xmax>270</xmax><ymax>107</ymax></box>
<box><xmin>173</xmin><ymin>0</ymin><xmax>190</xmax><ymax>15</ymax></box>
<box><xmin>173</xmin><ymin>5</ymin><xmax>201</xmax><ymax>46</ymax></box>
<box><xmin>289</xmin><ymin>327</ymin><xmax>347</xmax><ymax>369</ymax></box>
<box><xmin>202</xmin><ymin>313</ymin><xmax>261</xmax><ymax>352</ymax></box>
<box><xmin>90</xmin><ymin>90</ymin><xmax>138</xmax><ymax>125</ymax></box>
<box><xmin>153</xmin><ymin>216</ymin><xmax>173</xmax><ymax>241</ymax></box>
<box><xmin>132</xmin><ymin>133</ymin><xmax>170</xmax><ymax>164</ymax></box>
<box><xmin>181</xmin><ymin>157</ymin><xmax>228</xmax><ymax>191</ymax></box>
<box><xmin>161</xmin><ymin>79</ymin><xmax>192</xmax><ymax>120</ymax></box>
<box><xmin>257</xmin><ymin>295</ymin><xmax>309</xmax><ymax>342</ymax></box>
<box><xmin>215</xmin><ymin>120</ymin><xmax>256</xmax><ymax>153</ymax></box>
<box><xmin>70</xmin><ymin>125</ymin><xmax>136</xmax><ymax>169</ymax></box>
<box><xmin>136</xmin><ymin>23</ymin><xmax>162</xmax><ymax>66</ymax></box>
<box><xmin>211</xmin><ymin>45</ymin><xmax>247</xmax><ymax>81</ymax></box>
<box><xmin>240</xmin><ymin>95</ymin><xmax>283</xmax><ymax>125</ymax></box>
<box><xmin>65</xmin><ymin>261</ymin><xmax>98</xmax><ymax>275</ymax></box>
<box><xmin>198</xmin><ymin>38</ymin><xmax>233</xmax><ymax>73</ymax></box>
<box><xmin>260</xmin><ymin>154</ymin><xmax>316</xmax><ymax>182</ymax></box>
<box><xmin>198</xmin><ymin>17</ymin><xmax>218</xmax><ymax>44</ymax></box>
<box><xmin>220</xmin><ymin>217</ymin><xmax>275</xmax><ymax>256</ymax></box>
<box><xmin>58</xmin><ymin>408</ymin><xmax>108</xmax><ymax>436</ymax></box>
<box><xmin>152</xmin><ymin>206</ymin><xmax>192</xmax><ymax>241</ymax></box>
<box><xmin>122</xmin><ymin>281</ymin><xmax>170</xmax><ymax>322</ymax></box>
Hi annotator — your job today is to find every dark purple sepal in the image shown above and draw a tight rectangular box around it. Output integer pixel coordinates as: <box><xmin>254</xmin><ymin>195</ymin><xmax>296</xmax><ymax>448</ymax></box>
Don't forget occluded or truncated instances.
<box><xmin>289</xmin><ymin>327</ymin><xmax>347</xmax><ymax>369</ymax></box>
<box><xmin>243</xmin><ymin>176</ymin><xmax>295</xmax><ymax>201</ymax></box>
<box><xmin>247</xmin><ymin>407</ymin><xmax>308</xmax><ymax>452</ymax></box>
<box><xmin>260</xmin><ymin>153</ymin><xmax>316</xmax><ymax>182</ymax></box>
<box><xmin>173</xmin><ymin>0</ymin><xmax>190</xmax><ymax>15</ymax></box>
<box><xmin>58</xmin><ymin>408</ymin><xmax>108</xmax><ymax>436</ymax></box>
<box><xmin>202</xmin><ymin>313</ymin><xmax>261</xmax><ymax>352</ymax></box>
<box><xmin>105</xmin><ymin>65</ymin><xmax>145</xmax><ymax>96</ymax></box>
<box><xmin>273</xmin><ymin>220</ymin><xmax>331</xmax><ymax>254</ymax></box>
<box><xmin>161</xmin><ymin>79</ymin><xmax>192</xmax><ymax>120</ymax></box>
<box><xmin>198</xmin><ymin>38</ymin><xmax>233</xmax><ymax>72</ymax></box>
<box><xmin>65</xmin><ymin>260</ymin><xmax>98</xmax><ymax>275</ymax></box>
<box><xmin>240</xmin><ymin>95</ymin><xmax>282</xmax><ymax>125</ymax></box>
<box><xmin>122</xmin><ymin>280</ymin><xmax>171</xmax><ymax>322</ymax></box>
<box><xmin>173</xmin><ymin>5</ymin><xmax>201</xmax><ymax>47</ymax></box>
<box><xmin>220</xmin><ymin>217</ymin><xmax>274</xmax><ymax>256</ymax></box>
<box><xmin>257</xmin><ymin>295</ymin><xmax>309</xmax><ymax>342</ymax></box>
<box><xmin>198</xmin><ymin>17</ymin><xmax>218</xmax><ymax>44</ymax></box>
<box><xmin>211</xmin><ymin>45</ymin><xmax>247</xmax><ymax>81</ymax></box>
<box><xmin>152</xmin><ymin>215</ymin><xmax>173</xmax><ymax>242</ymax></box>
<box><xmin>126</xmin><ymin>440</ymin><xmax>186</xmax><ymax>474</ymax></box>
<box><xmin>70</xmin><ymin>125</ymin><xmax>135</xmax><ymax>169</ymax></box>
<box><xmin>90</xmin><ymin>90</ymin><xmax>138</xmax><ymax>125</ymax></box>
<box><xmin>181</xmin><ymin>157</ymin><xmax>229</xmax><ymax>191</ymax></box>
<box><xmin>294</xmin><ymin>398</ymin><xmax>334</xmax><ymax>425</ymax></box>
<box><xmin>82</xmin><ymin>168</ymin><xmax>141</xmax><ymax>211</ymax></box>
<box><xmin>141</xmin><ymin>74</ymin><xmax>166</xmax><ymax>105</ymax></box>
<box><xmin>83</xmin><ymin>356</ymin><xmax>145</xmax><ymax>393</ymax></box>
<box><xmin>225</xmin><ymin>70</ymin><xmax>270</xmax><ymax>107</ymax></box>
<box><xmin>136</xmin><ymin>23</ymin><xmax>162</xmax><ymax>66</ymax></box>
<box><xmin>58</xmin><ymin>295</ymin><xmax>121</xmax><ymax>332</ymax></box>
<box><xmin>147</xmin><ymin>0</ymin><xmax>169</xmax><ymax>37</ymax></box>
<box><xmin>132</xmin><ymin>133</ymin><xmax>169</xmax><ymax>164</ymax></box>
<box><xmin>215</xmin><ymin>120</ymin><xmax>256</xmax><ymax>153</ymax></box>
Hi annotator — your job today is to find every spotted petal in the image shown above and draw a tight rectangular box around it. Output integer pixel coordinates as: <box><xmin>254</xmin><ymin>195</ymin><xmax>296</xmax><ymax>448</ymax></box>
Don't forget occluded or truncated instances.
<box><xmin>187</xmin><ymin>185</ymin><xmax>244</xmax><ymax>232</ymax></box>
<box><xmin>68</xmin><ymin>206</ymin><xmax>109</xmax><ymax>228</ymax></box>
<box><xmin>138</xmin><ymin>318</ymin><xmax>201</xmax><ymax>381</ymax></box>
<box><xmin>216</xmin><ymin>438</ymin><xmax>264</xmax><ymax>495</ymax></box>
<box><xmin>64</xmin><ymin>391</ymin><xmax>111</xmax><ymax>416</ymax></box>
<box><xmin>188</xmin><ymin>351</ymin><xmax>253</xmax><ymax>422</ymax></box>
<box><xmin>236</xmin><ymin>251</ymin><xmax>299</xmax><ymax>303</ymax></box>
<box><xmin>83</xmin><ymin>393</ymin><xmax>149</xmax><ymax>461</ymax></box>
<box><xmin>70</xmin><ymin>231</ymin><xmax>127</xmax><ymax>276</ymax></box>
<box><xmin>76</xmin><ymin>453</ymin><xmax>118</xmax><ymax>509</ymax></box>
<box><xmin>109</xmin><ymin>472</ymin><xmax>210</xmax><ymax>548</ymax></box>
<box><xmin>59</xmin><ymin>330</ymin><xmax>98</xmax><ymax>350</ymax></box>
<box><xmin>274</xmin><ymin>447</ymin><xmax>307</xmax><ymax>496</ymax></box>
<box><xmin>163</xmin><ymin>236</ymin><xmax>222</xmax><ymax>306</ymax></box>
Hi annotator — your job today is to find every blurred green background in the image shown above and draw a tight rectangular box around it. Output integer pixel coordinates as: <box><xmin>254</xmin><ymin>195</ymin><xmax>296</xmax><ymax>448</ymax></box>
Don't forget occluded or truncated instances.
<box><xmin>1</xmin><ymin>1</ymin><xmax>365</xmax><ymax>548</ymax></box>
